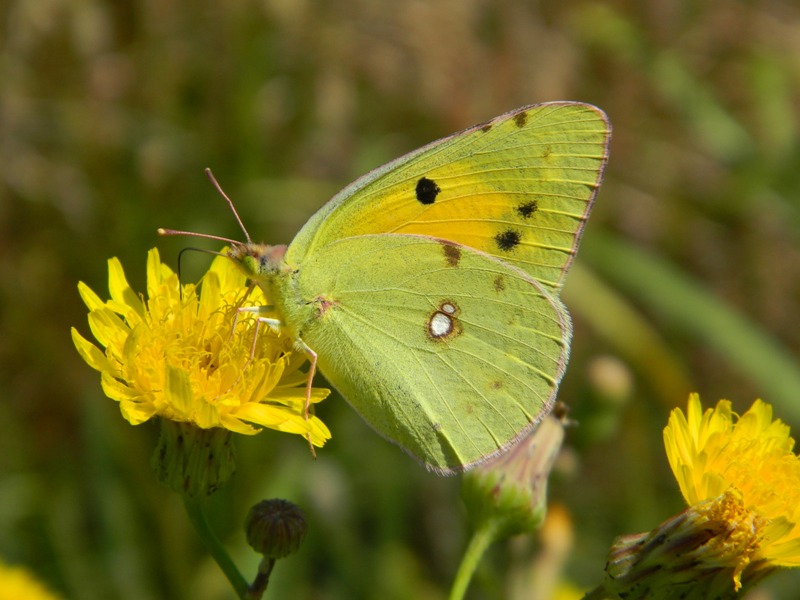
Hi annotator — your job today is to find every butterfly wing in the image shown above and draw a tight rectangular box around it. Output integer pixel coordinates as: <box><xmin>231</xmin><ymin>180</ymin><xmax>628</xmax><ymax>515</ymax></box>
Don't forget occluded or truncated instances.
<box><xmin>277</xmin><ymin>234</ymin><xmax>571</xmax><ymax>473</ymax></box>
<box><xmin>287</xmin><ymin>102</ymin><xmax>610</xmax><ymax>292</ymax></box>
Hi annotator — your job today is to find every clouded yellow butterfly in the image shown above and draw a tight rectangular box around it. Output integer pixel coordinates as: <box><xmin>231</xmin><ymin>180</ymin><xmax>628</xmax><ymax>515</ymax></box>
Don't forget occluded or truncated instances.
<box><xmin>163</xmin><ymin>102</ymin><xmax>610</xmax><ymax>474</ymax></box>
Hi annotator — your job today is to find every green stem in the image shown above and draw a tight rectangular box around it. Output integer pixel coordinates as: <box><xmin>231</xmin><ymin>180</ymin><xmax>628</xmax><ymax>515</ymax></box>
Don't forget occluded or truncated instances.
<box><xmin>449</xmin><ymin>521</ymin><xmax>499</xmax><ymax>600</ymax></box>
<box><xmin>183</xmin><ymin>496</ymin><xmax>249</xmax><ymax>599</ymax></box>
<box><xmin>245</xmin><ymin>557</ymin><xmax>276</xmax><ymax>600</ymax></box>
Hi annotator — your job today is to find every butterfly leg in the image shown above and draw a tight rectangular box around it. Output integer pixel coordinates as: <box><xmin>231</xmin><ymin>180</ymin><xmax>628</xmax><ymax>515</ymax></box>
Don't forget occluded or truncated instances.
<box><xmin>235</xmin><ymin>307</ymin><xmax>319</xmax><ymax>458</ymax></box>
<box><xmin>235</xmin><ymin>305</ymin><xmax>281</xmax><ymax>356</ymax></box>
<box><xmin>239</xmin><ymin>312</ymin><xmax>320</xmax><ymax>455</ymax></box>
<box><xmin>209</xmin><ymin>309</ymin><xmax>282</xmax><ymax>402</ymax></box>
<box><xmin>292</xmin><ymin>339</ymin><xmax>317</xmax><ymax>418</ymax></box>
<box><xmin>291</xmin><ymin>338</ymin><xmax>318</xmax><ymax>459</ymax></box>
<box><xmin>237</xmin><ymin>305</ymin><xmax>279</xmax><ymax>330</ymax></box>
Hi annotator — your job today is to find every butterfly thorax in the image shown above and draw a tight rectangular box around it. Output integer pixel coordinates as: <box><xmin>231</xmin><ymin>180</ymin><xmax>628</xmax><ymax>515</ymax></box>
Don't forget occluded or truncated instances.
<box><xmin>228</xmin><ymin>242</ymin><xmax>316</xmax><ymax>341</ymax></box>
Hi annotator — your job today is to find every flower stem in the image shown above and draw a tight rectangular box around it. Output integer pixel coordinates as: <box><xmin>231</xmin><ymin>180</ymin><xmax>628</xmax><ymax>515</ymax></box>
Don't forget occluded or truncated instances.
<box><xmin>183</xmin><ymin>496</ymin><xmax>249</xmax><ymax>599</ymax></box>
<box><xmin>245</xmin><ymin>557</ymin><xmax>275</xmax><ymax>600</ymax></box>
<box><xmin>449</xmin><ymin>521</ymin><xmax>499</xmax><ymax>600</ymax></box>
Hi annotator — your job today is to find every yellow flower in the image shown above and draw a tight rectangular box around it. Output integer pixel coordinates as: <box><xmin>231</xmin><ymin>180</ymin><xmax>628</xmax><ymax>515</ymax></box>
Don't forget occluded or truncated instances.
<box><xmin>663</xmin><ymin>393</ymin><xmax>800</xmax><ymax>589</ymax></box>
<box><xmin>598</xmin><ymin>395</ymin><xmax>800</xmax><ymax>599</ymax></box>
<box><xmin>71</xmin><ymin>248</ymin><xmax>330</xmax><ymax>446</ymax></box>
<box><xmin>0</xmin><ymin>560</ymin><xmax>62</xmax><ymax>600</ymax></box>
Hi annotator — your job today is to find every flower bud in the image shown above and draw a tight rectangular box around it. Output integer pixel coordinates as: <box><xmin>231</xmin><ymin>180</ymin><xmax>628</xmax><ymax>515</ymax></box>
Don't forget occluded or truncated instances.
<box><xmin>245</xmin><ymin>499</ymin><xmax>308</xmax><ymax>559</ymax></box>
<box><xmin>461</xmin><ymin>414</ymin><xmax>565</xmax><ymax>539</ymax></box>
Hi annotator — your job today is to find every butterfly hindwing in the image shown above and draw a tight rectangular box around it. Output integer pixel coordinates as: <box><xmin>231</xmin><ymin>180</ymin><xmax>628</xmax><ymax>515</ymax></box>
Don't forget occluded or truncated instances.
<box><xmin>283</xmin><ymin>234</ymin><xmax>571</xmax><ymax>473</ymax></box>
<box><xmin>287</xmin><ymin>102</ymin><xmax>610</xmax><ymax>291</ymax></box>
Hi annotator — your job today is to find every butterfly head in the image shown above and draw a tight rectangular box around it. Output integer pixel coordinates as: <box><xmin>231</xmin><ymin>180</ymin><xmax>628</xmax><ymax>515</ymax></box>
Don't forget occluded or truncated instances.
<box><xmin>228</xmin><ymin>242</ymin><xmax>288</xmax><ymax>283</ymax></box>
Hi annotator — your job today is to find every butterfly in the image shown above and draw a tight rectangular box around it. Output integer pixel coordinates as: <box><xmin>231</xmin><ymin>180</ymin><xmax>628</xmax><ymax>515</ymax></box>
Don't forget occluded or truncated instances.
<box><xmin>164</xmin><ymin>102</ymin><xmax>610</xmax><ymax>474</ymax></box>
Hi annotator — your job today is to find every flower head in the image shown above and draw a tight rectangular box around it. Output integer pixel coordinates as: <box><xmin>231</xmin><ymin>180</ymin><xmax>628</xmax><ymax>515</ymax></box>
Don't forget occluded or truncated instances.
<box><xmin>599</xmin><ymin>394</ymin><xmax>800</xmax><ymax>599</ymax></box>
<box><xmin>664</xmin><ymin>394</ymin><xmax>800</xmax><ymax>581</ymax></box>
<box><xmin>71</xmin><ymin>248</ymin><xmax>330</xmax><ymax>445</ymax></box>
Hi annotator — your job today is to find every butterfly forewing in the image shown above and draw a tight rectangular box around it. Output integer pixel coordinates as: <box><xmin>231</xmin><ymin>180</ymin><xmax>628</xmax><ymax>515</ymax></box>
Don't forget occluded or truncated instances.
<box><xmin>287</xmin><ymin>102</ymin><xmax>610</xmax><ymax>292</ymax></box>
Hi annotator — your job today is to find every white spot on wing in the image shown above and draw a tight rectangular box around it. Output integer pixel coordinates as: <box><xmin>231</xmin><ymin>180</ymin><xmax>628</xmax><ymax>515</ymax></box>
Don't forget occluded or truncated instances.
<box><xmin>427</xmin><ymin>300</ymin><xmax>461</xmax><ymax>341</ymax></box>
<box><xmin>430</xmin><ymin>312</ymin><xmax>453</xmax><ymax>337</ymax></box>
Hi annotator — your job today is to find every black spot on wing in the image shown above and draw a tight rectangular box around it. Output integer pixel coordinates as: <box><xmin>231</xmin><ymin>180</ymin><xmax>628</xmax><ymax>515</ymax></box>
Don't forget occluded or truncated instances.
<box><xmin>480</xmin><ymin>122</ymin><xmax>492</xmax><ymax>133</ymax></box>
<box><xmin>415</xmin><ymin>177</ymin><xmax>440</xmax><ymax>205</ymax></box>
<box><xmin>513</xmin><ymin>110</ymin><xmax>528</xmax><ymax>128</ymax></box>
<box><xmin>516</xmin><ymin>201</ymin><xmax>538</xmax><ymax>219</ymax></box>
<box><xmin>494</xmin><ymin>229</ymin><xmax>522</xmax><ymax>252</ymax></box>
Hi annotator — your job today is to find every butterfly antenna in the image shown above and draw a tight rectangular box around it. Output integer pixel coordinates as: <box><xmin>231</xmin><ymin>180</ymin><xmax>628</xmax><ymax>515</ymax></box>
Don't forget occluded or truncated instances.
<box><xmin>157</xmin><ymin>228</ymin><xmax>243</xmax><ymax>245</ymax></box>
<box><xmin>205</xmin><ymin>168</ymin><xmax>253</xmax><ymax>243</ymax></box>
<box><xmin>157</xmin><ymin>168</ymin><xmax>254</xmax><ymax>245</ymax></box>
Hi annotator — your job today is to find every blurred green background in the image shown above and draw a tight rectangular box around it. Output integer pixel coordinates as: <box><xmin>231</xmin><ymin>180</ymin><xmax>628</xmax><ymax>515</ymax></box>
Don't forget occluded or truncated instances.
<box><xmin>3</xmin><ymin>1</ymin><xmax>800</xmax><ymax>598</ymax></box>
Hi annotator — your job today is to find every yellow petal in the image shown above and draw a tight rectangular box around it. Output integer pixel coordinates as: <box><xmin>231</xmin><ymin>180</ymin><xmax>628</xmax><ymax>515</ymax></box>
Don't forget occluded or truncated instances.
<box><xmin>100</xmin><ymin>372</ymin><xmax>141</xmax><ymax>403</ymax></box>
<box><xmin>218</xmin><ymin>413</ymin><xmax>261</xmax><ymax>435</ymax></box>
<box><xmin>234</xmin><ymin>403</ymin><xmax>308</xmax><ymax>431</ymax></box>
<box><xmin>211</xmin><ymin>251</ymin><xmax>246</xmax><ymax>294</ymax></box>
<box><xmin>101</xmin><ymin>375</ymin><xmax>157</xmax><ymax>425</ymax></box>
<box><xmin>198</xmin><ymin>270</ymin><xmax>223</xmax><ymax>320</ymax></box>
<box><xmin>77</xmin><ymin>281</ymin><xmax>106</xmax><ymax>312</ymax></box>
<box><xmin>119</xmin><ymin>398</ymin><xmax>158</xmax><ymax>425</ymax></box>
<box><xmin>87</xmin><ymin>308</ymin><xmax>129</xmax><ymax>350</ymax></box>
<box><xmin>71</xmin><ymin>328</ymin><xmax>111</xmax><ymax>373</ymax></box>
<box><xmin>146</xmin><ymin>248</ymin><xmax>181</xmax><ymax>304</ymax></box>
<box><xmin>306</xmin><ymin>416</ymin><xmax>331</xmax><ymax>445</ymax></box>
<box><xmin>231</xmin><ymin>402</ymin><xmax>330</xmax><ymax>446</ymax></box>
<box><xmin>270</xmin><ymin>387</ymin><xmax>330</xmax><ymax>406</ymax></box>
<box><xmin>165</xmin><ymin>365</ymin><xmax>194</xmax><ymax>417</ymax></box>
<box><xmin>108</xmin><ymin>257</ymin><xmax>144</xmax><ymax>317</ymax></box>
